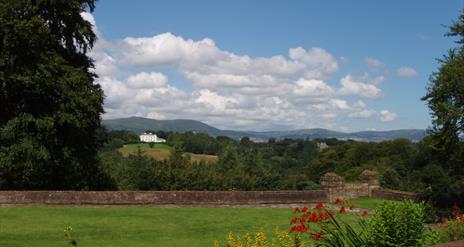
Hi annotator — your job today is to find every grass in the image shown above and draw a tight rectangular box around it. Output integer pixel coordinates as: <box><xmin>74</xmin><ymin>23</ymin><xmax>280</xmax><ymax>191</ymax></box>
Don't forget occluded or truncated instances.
<box><xmin>0</xmin><ymin>206</ymin><xmax>293</xmax><ymax>247</ymax></box>
<box><xmin>0</xmin><ymin>198</ymin><xmax>390</xmax><ymax>246</ymax></box>
<box><xmin>118</xmin><ymin>143</ymin><xmax>219</xmax><ymax>163</ymax></box>
<box><xmin>349</xmin><ymin>197</ymin><xmax>396</xmax><ymax>210</ymax></box>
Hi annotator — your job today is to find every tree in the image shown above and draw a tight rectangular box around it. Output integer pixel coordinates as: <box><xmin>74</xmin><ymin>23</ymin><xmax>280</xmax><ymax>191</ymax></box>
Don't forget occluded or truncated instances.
<box><xmin>422</xmin><ymin>10</ymin><xmax>464</xmax><ymax>167</ymax></box>
<box><xmin>0</xmin><ymin>1</ymin><xmax>112</xmax><ymax>189</ymax></box>
<box><xmin>421</xmin><ymin>9</ymin><xmax>464</xmax><ymax>207</ymax></box>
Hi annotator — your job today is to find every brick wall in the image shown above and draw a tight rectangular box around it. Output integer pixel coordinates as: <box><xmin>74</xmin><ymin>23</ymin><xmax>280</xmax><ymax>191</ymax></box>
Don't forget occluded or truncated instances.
<box><xmin>0</xmin><ymin>190</ymin><xmax>327</xmax><ymax>205</ymax></box>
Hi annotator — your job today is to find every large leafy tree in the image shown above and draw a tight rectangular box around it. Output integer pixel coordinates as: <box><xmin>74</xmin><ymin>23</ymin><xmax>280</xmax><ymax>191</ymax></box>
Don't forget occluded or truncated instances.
<box><xmin>0</xmin><ymin>0</ymin><xmax>113</xmax><ymax>189</ymax></box>
<box><xmin>421</xmin><ymin>9</ymin><xmax>464</xmax><ymax>207</ymax></box>
<box><xmin>422</xmin><ymin>10</ymin><xmax>464</xmax><ymax>169</ymax></box>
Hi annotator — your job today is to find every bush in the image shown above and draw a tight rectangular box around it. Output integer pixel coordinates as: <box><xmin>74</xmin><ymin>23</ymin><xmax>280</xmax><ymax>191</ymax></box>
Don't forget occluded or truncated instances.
<box><xmin>366</xmin><ymin>200</ymin><xmax>428</xmax><ymax>247</ymax></box>
<box><xmin>309</xmin><ymin>200</ymin><xmax>439</xmax><ymax>247</ymax></box>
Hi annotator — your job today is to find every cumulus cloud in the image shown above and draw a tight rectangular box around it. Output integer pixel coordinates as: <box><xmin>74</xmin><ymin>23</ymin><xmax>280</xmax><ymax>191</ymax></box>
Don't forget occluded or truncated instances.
<box><xmin>380</xmin><ymin>110</ymin><xmax>397</xmax><ymax>122</ymax></box>
<box><xmin>397</xmin><ymin>66</ymin><xmax>418</xmax><ymax>77</ymax></box>
<box><xmin>338</xmin><ymin>74</ymin><xmax>383</xmax><ymax>99</ymax></box>
<box><xmin>127</xmin><ymin>72</ymin><xmax>168</xmax><ymax>89</ymax></box>
<box><xmin>83</xmin><ymin>13</ymin><xmax>395</xmax><ymax>131</ymax></box>
<box><xmin>293</xmin><ymin>79</ymin><xmax>335</xmax><ymax>98</ymax></box>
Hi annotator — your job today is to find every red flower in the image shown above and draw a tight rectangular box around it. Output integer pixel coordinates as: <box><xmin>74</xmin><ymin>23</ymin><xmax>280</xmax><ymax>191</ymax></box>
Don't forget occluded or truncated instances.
<box><xmin>293</xmin><ymin>207</ymin><xmax>300</xmax><ymax>213</ymax></box>
<box><xmin>290</xmin><ymin>225</ymin><xmax>297</xmax><ymax>232</ymax></box>
<box><xmin>290</xmin><ymin>217</ymin><xmax>299</xmax><ymax>224</ymax></box>
<box><xmin>301</xmin><ymin>206</ymin><xmax>308</xmax><ymax>213</ymax></box>
<box><xmin>335</xmin><ymin>198</ymin><xmax>344</xmax><ymax>204</ymax></box>
<box><xmin>361</xmin><ymin>210</ymin><xmax>369</xmax><ymax>216</ymax></box>
<box><xmin>310</xmin><ymin>230</ymin><xmax>324</xmax><ymax>241</ymax></box>
<box><xmin>349</xmin><ymin>205</ymin><xmax>356</xmax><ymax>210</ymax></box>
<box><xmin>339</xmin><ymin>206</ymin><xmax>346</xmax><ymax>213</ymax></box>
<box><xmin>296</xmin><ymin>225</ymin><xmax>305</xmax><ymax>232</ymax></box>
<box><xmin>314</xmin><ymin>202</ymin><xmax>325</xmax><ymax>210</ymax></box>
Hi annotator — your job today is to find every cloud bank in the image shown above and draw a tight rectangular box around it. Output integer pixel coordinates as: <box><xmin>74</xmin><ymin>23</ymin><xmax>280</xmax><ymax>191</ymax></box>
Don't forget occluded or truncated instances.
<box><xmin>83</xmin><ymin>13</ymin><xmax>399</xmax><ymax>131</ymax></box>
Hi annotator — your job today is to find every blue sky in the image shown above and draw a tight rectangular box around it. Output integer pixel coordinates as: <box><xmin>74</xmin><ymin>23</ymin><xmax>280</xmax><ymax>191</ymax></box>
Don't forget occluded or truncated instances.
<box><xmin>86</xmin><ymin>0</ymin><xmax>464</xmax><ymax>131</ymax></box>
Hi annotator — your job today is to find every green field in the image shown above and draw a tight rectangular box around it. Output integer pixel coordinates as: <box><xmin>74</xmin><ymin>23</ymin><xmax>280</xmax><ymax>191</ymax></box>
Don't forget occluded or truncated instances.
<box><xmin>0</xmin><ymin>198</ymin><xmax>387</xmax><ymax>246</ymax></box>
<box><xmin>0</xmin><ymin>206</ymin><xmax>295</xmax><ymax>247</ymax></box>
<box><xmin>118</xmin><ymin>143</ymin><xmax>218</xmax><ymax>163</ymax></box>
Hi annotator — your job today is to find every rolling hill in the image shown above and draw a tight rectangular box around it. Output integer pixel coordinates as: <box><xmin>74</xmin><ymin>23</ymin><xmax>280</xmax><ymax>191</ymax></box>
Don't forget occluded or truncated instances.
<box><xmin>102</xmin><ymin>117</ymin><xmax>427</xmax><ymax>142</ymax></box>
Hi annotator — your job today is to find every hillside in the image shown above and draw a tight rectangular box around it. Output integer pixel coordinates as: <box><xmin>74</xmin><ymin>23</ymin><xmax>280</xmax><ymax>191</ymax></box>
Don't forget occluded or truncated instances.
<box><xmin>102</xmin><ymin>117</ymin><xmax>427</xmax><ymax>142</ymax></box>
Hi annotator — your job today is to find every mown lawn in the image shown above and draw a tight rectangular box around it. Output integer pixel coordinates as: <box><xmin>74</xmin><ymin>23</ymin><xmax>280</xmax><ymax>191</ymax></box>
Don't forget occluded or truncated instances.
<box><xmin>0</xmin><ymin>198</ymin><xmax>389</xmax><ymax>246</ymax></box>
<box><xmin>0</xmin><ymin>206</ymin><xmax>294</xmax><ymax>247</ymax></box>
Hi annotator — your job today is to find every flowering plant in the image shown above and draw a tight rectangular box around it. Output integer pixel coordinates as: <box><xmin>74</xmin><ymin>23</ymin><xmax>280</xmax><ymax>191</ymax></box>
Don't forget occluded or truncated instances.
<box><xmin>289</xmin><ymin>199</ymin><xmax>367</xmax><ymax>243</ymax></box>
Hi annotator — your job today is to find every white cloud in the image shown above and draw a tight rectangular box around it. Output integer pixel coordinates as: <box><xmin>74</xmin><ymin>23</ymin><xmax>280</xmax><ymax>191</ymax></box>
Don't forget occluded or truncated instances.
<box><xmin>288</xmin><ymin>47</ymin><xmax>339</xmax><ymax>79</ymax></box>
<box><xmin>338</xmin><ymin>74</ymin><xmax>383</xmax><ymax>99</ymax></box>
<box><xmin>83</xmin><ymin>13</ymin><xmax>395</xmax><ymax>131</ymax></box>
<box><xmin>127</xmin><ymin>72</ymin><xmax>168</xmax><ymax>89</ymax></box>
<box><xmin>380</xmin><ymin>110</ymin><xmax>397</xmax><ymax>122</ymax></box>
<box><xmin>194</xmin><ymin>89</ymin><xmax>239</xmax><ymax>112</ymax></box>
<box><xmin>396</xmin><ymin>66</ymin><xmax>418</xmax><ymax>77</ymax></box>
<box><xmin>293</xmin><ymin>79</ymin><xmax>335</xmax><ymax>98</ymax></box>
<box><xmin>365</xmin><ymin>57</ymin><xmax>386</xmax><ymax>72</ymax></box>
<box><xmin>330</xmin><ymin>99</ymin><xmax>350</xmax><ymax>110</ymax></box>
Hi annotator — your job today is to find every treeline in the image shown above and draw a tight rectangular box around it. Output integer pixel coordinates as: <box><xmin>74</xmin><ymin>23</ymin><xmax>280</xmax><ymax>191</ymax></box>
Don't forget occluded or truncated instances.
<box><xmin>99</xmin><ymin>129</ymin><xmax>463</xmax><ymax>208</ymax></box>
<box><xmin>99</xmin><ymin>129</ymin><xmax>321</xmax><ymax>190</ymax></box>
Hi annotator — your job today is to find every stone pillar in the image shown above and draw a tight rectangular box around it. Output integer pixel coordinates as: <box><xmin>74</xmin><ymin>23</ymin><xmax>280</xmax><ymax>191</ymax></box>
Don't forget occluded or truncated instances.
<box><xmin>320</xmin><ymin>172</ymin><xmax>345</xmax><ymax>202</ymax></box>
<box><xmin>360</xmin><ymin>170</ymin><xmax>380</xmax><ymax>197</ymax></box>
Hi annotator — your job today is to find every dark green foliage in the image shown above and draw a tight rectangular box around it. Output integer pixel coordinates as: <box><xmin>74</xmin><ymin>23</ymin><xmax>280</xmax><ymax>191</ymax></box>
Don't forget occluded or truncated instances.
<box><xmin>167</xmin><ymin>132</ymin><xmax>220</xmax><ymax>155</ymax></box>
<box><xmin>0</xmin><ymin>0</ymin><xmax>113</xmax><ymax>189</ymax></box>
<box><xmin>421</xmin><ymin>9</ymin><xmax>464</xmax><ymax>208</ymax></box>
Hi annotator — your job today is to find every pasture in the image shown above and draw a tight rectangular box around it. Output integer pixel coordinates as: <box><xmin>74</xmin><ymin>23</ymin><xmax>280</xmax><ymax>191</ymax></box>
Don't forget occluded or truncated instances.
<box><xmin>118</xmin><ymin>143</ymin><xmax>218</xmax><ymax>163</ymax></box>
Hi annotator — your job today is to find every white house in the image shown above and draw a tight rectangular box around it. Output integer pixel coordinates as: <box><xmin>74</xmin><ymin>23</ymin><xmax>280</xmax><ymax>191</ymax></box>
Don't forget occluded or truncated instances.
<box><xmin>139</xmin><ymin>133</ymin><xmax>166</xmax><ymax>143</ymax></box>
<box><xmin>317</xmin><ymin>142</ymin><xmax>329</xmax><ymax>150</ymax></box>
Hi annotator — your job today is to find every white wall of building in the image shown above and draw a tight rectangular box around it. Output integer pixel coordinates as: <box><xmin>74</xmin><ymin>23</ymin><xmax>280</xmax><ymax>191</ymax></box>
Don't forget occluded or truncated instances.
<box><xmin>139</xmin><ymin>133</ymin><xmax>166</xmax><ymax>143</ymax></box>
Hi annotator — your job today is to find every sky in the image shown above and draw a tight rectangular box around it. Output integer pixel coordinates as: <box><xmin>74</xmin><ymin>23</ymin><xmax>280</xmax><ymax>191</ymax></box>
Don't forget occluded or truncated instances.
<box><xmin>85</xmin><ymin>0</ymin><xmax>464</xmax><ymax>132</ymax></box>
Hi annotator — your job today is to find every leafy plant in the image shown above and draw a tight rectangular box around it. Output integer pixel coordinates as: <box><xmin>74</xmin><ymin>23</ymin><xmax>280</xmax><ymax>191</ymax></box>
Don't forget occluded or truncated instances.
<box><xmin>214</xmin><ymin>229</ymin><xmax>306</xmax><ymax>247</ymax></box>
<box><xmin>366</xmin><ymin>200</ymin><xmax>428</xmax><ymax>247</ymax></box>
<box><xmin>64</xmin><ymin>226</ymin><xmax>77</xmax><ymax>247</ymax></box>
<box><xmin>316</xmin><ymin>214</ymin><xmax>368</xmax><ymax>247</ymax></box>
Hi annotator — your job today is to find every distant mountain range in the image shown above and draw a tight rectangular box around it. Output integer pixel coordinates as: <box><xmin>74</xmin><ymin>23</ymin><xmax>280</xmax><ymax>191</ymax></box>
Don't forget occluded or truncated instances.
<box><xmin>102</xmin><ymin>117</ymin><xmax>427</xmax><ymax>142</ymax></box>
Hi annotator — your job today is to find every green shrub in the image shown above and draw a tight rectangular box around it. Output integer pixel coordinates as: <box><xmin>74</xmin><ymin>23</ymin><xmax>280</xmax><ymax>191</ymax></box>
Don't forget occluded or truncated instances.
<box><xmin>366</xmin><ymin>200</ymin><xmax>426</xmax><ymax>247</ymax></box>
<box><xmin>316</xmin><ymin>200</ymin><xmax>440</xmax><ymax>247</ymax></box>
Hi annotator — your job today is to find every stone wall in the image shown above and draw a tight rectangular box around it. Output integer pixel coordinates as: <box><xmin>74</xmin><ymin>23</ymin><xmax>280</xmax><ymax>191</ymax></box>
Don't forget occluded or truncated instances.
<box><xmin>0</xmin><ymin>171</ymin><xmax>415</xmax><ymax>205</ymax></box>
<box><xmin>371</xmin><ymin>188</ymin><xmax>417</xmax><ymax>201</ymax></box>
<box><xmin>0</xmin><ymin>190</ymin><xmax>327</xmax><ymax>205</ymax></box>
<box><xmin>320</xmin><ymin>170</ymin><xmax>383</xmax><ymax>202</ymax></box>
